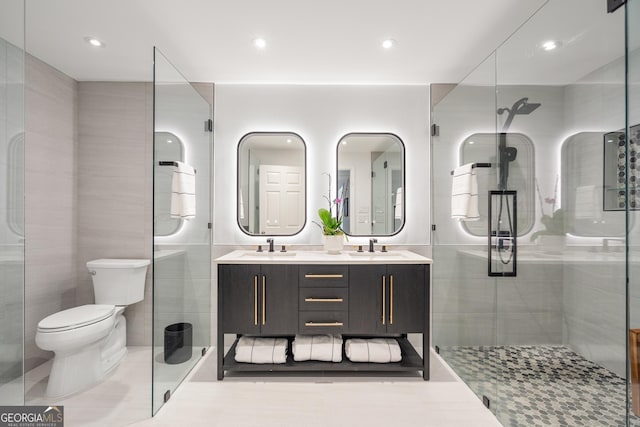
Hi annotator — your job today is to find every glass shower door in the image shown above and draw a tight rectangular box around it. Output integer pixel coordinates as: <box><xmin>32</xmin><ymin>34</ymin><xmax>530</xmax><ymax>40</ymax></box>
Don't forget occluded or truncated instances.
<box><xmin>431</xmin><ymin>52</ymin><xmax>499</xmax><ymax>412</ymax></box>
<box><xmin>0</xmin><ymin>0</ymin><xmax>24</xmax><ymax>406</ymax></box>
<box><xmin>628</xmin><ymin>0</ymin><xmax>640</xmax><ymax>424</ymax></box>
<box><xmin>152</xmin><ymin>48</ymin><xmax>212</xmax><ymax>414</ymax></box>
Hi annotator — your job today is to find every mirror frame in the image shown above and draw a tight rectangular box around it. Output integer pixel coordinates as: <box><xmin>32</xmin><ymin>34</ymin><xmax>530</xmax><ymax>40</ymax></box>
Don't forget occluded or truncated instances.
<box><xmin>236</xmin><ymin>131</ymin><xmax>307</xmax><ymax>237</ymax></box>
<box><xmin>336</xmin><ymin>132</ymin><xmax>406</xmax><ymax>237</ymax></box>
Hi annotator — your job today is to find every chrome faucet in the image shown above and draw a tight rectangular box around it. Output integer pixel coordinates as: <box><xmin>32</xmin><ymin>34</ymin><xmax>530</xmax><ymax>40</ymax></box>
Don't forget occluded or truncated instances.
<box><xmin>369</xmin><ymin>238</ymin><xmax>378</xmax><ymax>253</ymax></box>
<box><xmin>266</xmin><ymin>238</ymin><xmax>275</xmax><ymax>253</ymax></box>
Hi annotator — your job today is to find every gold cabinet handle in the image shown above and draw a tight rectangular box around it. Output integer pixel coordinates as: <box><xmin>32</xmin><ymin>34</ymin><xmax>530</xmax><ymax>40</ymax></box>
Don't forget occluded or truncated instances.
<box><xmin>382</xmin><ymin>275</ymin><xmax>386</xmax><ymax>325</ymax></box>
<box><xmin>390</xmin><ymin>274</ymin><xmax>394</xmax><ymax>325</ymax></box>
<box><xmin>262</xmin><ymin>275</ymin><xmax>266</xmax><ymax>325</ymax></box>
<box><xmin>254</xmin><ymin>275</ymin><xmax>258</xmax><ymax>326</ymax></box>
<box><xmin>304</xmin><ymin>298</ymin><xmax>344</xmax><ymax>302</ymax></box>
<box><xmin>304</xmin><ymin>274</ymin><xmax>344</xmax><ymax>278</ymax></box>
<box><xmin>304</xmin><ymin>322</ymin><xmax>344</xmax><ymax>327</ymax></box>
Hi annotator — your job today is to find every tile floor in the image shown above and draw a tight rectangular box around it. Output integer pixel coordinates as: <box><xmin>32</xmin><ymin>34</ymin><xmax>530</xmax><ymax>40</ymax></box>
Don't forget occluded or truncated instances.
<box><xmin>442</xmin><ymin>345</ymin><xmax>639</xmax><ymax>427</ymax></box>
<box><xmin>18</xmin><ymin>346</ymin><xmax>501</xmax><ymax>427</ymax></box>
<box><xmin>133</xmin><ymin>348</ymin><xmax>502</xmax><ymax>427</ymax></box>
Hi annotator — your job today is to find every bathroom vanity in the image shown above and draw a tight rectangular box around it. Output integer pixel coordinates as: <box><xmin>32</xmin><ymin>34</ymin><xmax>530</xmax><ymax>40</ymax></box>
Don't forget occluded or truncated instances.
<box><xmin>215</xmin><ymin>250</ymin><xmax>431</xmax><ymax>380</ymax></box>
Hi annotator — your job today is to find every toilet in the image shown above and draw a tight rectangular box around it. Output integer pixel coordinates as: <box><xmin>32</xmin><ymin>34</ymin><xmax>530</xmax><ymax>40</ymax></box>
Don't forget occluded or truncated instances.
<box><xmin>35</xmin><ymin>258</ymin><xmax>150</xmax><ymax>398</ymax></box>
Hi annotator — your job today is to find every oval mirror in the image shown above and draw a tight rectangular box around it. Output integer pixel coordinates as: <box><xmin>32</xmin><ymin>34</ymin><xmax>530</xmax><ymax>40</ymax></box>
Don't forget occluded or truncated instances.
<box><xmin>337</xmin><ymin>133</ymin><xmax>405</xmax><ymax>236</ymax></box>
<box><xmin>237</xmin><ymin>132</ymin><xmax>306</xmax><ymax>235</ymax></box>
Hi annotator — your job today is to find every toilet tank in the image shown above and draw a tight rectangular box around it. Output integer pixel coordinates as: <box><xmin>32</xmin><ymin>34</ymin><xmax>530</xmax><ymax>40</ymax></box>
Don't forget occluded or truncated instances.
<box><xmin>86</xmin><ymin>259</ymin><xmax>150</xmax><ymax>305</ymax></box>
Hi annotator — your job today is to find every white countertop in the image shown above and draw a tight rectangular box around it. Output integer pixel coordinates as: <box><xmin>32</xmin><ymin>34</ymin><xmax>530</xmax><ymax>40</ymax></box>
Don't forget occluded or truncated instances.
<box><xmin>215</xmin><ymin>249</ymin><xmax>432</xmax><ymax>265</ymax></box>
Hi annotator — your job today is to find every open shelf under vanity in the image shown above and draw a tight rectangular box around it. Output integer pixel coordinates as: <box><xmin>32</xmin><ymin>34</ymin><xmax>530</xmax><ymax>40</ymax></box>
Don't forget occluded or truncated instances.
<box><xmin>222</xmin><ymin>335</ymin><xmax>424</xmax><ymax>375</ymax></box>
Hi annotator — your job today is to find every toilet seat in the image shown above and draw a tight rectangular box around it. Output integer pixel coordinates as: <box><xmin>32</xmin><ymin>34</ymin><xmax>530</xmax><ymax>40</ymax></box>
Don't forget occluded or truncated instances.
<box><xmin>38</xmin><ymin>304</ymin><xmax>115</xmax><ymax>333</ymax></box>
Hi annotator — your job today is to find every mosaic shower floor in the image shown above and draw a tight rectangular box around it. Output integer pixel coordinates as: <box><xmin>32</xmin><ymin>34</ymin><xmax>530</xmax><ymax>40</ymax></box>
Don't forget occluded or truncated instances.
<box><xmin>441</xmin><ymin>345</ymin><xmax>639</xmax><ymax>427</ymax></box>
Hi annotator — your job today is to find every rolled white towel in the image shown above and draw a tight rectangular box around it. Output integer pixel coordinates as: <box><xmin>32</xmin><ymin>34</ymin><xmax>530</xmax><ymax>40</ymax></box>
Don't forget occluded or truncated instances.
<box><xmin>292</xmin><ymin>335</ymin><xmax>342</xmax><ymax>362</ymax></box>
<box><xmin>345</xmin><ymin>338</ymin><xmax>402</xmax><ymax>363</ymax></box>
<box><xmin>234</xmin><ymin>336</ymin><xmax>288</xmax><ymax>364</ymax></box>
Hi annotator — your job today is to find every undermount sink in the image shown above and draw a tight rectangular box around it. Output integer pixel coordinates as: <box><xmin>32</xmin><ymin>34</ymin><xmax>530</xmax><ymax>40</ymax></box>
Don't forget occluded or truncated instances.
<box><xmin>348</xmin><ymin>251</ymin><xmax>404</xmax><ymax>257</ymax></box>
<box><xmin>242</xmin><ymin>251</ymin><xmax>297</xmax><ymax>257</ymax></box>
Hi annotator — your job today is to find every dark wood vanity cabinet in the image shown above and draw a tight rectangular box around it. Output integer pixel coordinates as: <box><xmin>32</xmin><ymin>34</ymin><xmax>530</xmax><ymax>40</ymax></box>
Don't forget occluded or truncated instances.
<box><xmin>349</xmin><ymin>264</ymin><xmax>427</xmax><ymax>334</ymax></box>
<box><xmin>218</xmin><ymin>260</ymin><xmax>430</xmax><ymax>380</ymax></box>
<box><xmin>219</xmin><ymin>264</ymin><xmax>298</xmax><ymax>335</ymax></box>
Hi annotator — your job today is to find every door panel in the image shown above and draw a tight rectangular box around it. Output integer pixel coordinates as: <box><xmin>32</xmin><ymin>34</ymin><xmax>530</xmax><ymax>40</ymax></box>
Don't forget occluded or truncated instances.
<box><xmin>261</xmin><ymin>264</ymin><xmax>298</xmax><ymax>334</ymax></box>
<box><xmin>387</xmin><ymin>265</ymin><xmax>426</xmax><ymax>333</ymax></box>
<box><xmin>220</xmin><ymin>264</ymin><xmax>261</xmax><ymax>334</ymax></box>
<box><xmin>348</xmin><ymin>265</ymin><xmax>387</xmax><ymax>334</ymax></box>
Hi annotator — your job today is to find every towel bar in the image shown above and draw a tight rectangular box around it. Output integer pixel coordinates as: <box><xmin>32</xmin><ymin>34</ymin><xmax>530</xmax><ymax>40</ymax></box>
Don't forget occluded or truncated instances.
<box><xmin>158</xmin><ymin>161</ymin><xmax>197</xmax><ymax>174</ymax></box>
<box><xmin>450</xmin><ymin>162</ymin><xmax>491</xmax><ymax>175</ymax></box>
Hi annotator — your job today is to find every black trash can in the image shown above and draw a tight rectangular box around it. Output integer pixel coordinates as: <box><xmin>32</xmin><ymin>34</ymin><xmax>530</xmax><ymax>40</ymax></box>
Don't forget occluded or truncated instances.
<box><xmin>164</xmin><ymin>322</ymin><xmax>192</xmax><ymax>364</ymax></box>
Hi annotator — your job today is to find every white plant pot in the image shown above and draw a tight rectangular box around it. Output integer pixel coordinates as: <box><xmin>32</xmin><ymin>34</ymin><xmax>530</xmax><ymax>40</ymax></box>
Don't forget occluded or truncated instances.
<box><xmin>323</xmin><ymin>235</ymin><xmax>344</xmax><ymax>254</ymax></box>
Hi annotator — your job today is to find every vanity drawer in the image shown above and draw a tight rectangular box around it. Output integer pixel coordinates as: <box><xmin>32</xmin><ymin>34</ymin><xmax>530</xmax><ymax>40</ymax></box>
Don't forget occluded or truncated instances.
<box><xmin>299</xmin><ymin>311</ymin><xmax>348</xmax><ymax>334</ymax></box>
<box><xmin>299</xmin><ymin>265</ymin><xmax>348</xmax><ymax>287</ymax></box>
<box><xmin>299</xmin><ymin>287</ymin><xmax>348</xmax><ymax>311</ymax></box>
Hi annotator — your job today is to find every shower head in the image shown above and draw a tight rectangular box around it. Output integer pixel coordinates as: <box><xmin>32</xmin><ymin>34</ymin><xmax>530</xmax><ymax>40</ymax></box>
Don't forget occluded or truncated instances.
<box><xmin>498</xmin><ymin>97</ymin><xmax>541</xmax><ymax>132</ymax></box>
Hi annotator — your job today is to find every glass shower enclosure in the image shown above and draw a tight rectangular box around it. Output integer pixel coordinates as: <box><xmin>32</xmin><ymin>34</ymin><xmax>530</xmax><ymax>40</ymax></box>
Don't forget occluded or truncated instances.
<box><xmin>432</xmin><ymin>0</ymin><xmax>635</xmax><ymax>425</ymax></box>
<box><xmin>0</xmin><ymin>0</ymin><xmax>24</xmax><ymax>406</ymax></box>
<box><xmin>152</xmin><ymin>48</ymin><xmax>212</xmax><ymax>414</ymax></box>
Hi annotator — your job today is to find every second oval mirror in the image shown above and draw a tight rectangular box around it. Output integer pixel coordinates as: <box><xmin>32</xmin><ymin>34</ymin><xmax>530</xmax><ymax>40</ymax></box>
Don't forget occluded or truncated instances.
<box><xmin>337</xmin><ymin>133</ymin><xmax>405</xmax><ymax>236</ymax></box>
<box><xmin>238</xmin><ymin>132</ymin><xmax>306</xmax><ymax>235</ymax></box>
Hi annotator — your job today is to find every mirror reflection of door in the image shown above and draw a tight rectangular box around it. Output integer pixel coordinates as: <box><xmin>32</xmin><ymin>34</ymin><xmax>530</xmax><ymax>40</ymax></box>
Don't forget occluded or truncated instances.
<box><xmin>259</xmin><ymin>165</ymin><xmax>304</xmax><ymax>235</ymax></box>
<box><xmin>238</xmin><ymin>132</ymin><xmax>306</xmax><ymax>236</ymax></box>
<box><xmin>337</xmin><ymin>133</ymin><xmax>405</xmax><ymax>236</ymax></box>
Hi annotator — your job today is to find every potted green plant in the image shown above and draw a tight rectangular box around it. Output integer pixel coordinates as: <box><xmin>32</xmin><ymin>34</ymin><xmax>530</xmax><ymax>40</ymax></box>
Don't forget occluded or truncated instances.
<box><xmin>315</xmin><ymin>173</ymin><xmax>345</xmax><ymax>253</ymax></box>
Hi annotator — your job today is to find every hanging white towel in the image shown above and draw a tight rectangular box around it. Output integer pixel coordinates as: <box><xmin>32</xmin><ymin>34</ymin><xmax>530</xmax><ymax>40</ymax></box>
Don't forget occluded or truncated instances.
<box><xmin>574</xmin><ymin>185</ymin><xmax>601</xmax><ymax>220</ymax></box>
<box><xmin>394</xmin><ymin>187</ymin><xmax>403</xmax><ymax>220</ymax></box>
<box><xmin>234</xmin><ymin>336</ymin><xmax>288</xmax><ymax>364</ymax></box>
<box><xmin>170</xmin><ymin>161</ymin><xmax>196</xmax><ymax>220</ymax></box>
<box><xmin>292</xmin><ymin>334</ymin><xmax>342</xmax><ymax>362</ymax></box>
<box><xmin>344</xmin><ymin>338</ymin><xmax>402</xmax><ymax>363</ymax></box>
<box><xmin>451</xmin><ymin>163</ymin><xmax>480</xmax><ymax>221</ymax></box>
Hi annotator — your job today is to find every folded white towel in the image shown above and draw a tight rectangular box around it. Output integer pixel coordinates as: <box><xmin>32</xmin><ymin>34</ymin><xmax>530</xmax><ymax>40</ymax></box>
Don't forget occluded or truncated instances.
<box><xmin>394</xmin><ymin>187</ymin><xmax>403</xmax><ymax>220</ymax></box>
<box><xmin>451</xmin><ymin>163</ymin><xmax>479</xmax><ymax>221</ymax></box>
<box><xmin>234</xmin><ymin>336</ymin><xmax>288</xmax><ymax>364</ymax></box>
<box><xmin>292</xmin><ymin>335</ymin><xmax>342</xmax><ymax>362</ymax></box>
<box><xmin>344</xmin><ymin>338</ymin><xmax>402</xmax><ymax>363</ymax></box>
<box><xmin>574</xmin><ymin>185</ymin><xmax>601</xmax><ymax>220</ymax></box>
<box><xmin>170</xmin><ymin>161</ymin><xmax>196</xmax><ymax>220</ymax></box>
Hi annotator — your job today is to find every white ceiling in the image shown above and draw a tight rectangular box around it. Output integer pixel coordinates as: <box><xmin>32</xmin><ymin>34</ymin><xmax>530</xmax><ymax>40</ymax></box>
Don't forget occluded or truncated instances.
<box><xmin>14</xmin><ymin>0</ymin><xmax>551</xmax><ymax>84</ymax></box>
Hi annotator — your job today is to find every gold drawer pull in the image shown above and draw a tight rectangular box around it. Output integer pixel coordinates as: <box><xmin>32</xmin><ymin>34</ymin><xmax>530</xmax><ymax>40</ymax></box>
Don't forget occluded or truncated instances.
<box><xmin>253</xmin><ymin>275</ymin><xmax>258</xmax><ymax>326</ymax></box>
<box><xmin>390</xmin><ymin>274</ymin><xmax>394</xmax><ymax>325</ymax></box>
<box><xmin>304</xmin><ymin>322</ymin><xmax>344</xmax><ymax>327</ymax></box>
<box><xmin>382</xmin><ymin>275</ymin><xmax>386</xmax><ymax>325</ymax></box>
<box><xmin>262</xmin><ymin>275</ymin><xmax>266</xmax><ymax>325</ymax></box>
<box><xmin>304</xmin><ymin>298</ymin><xmax>344</xmax><ymax>303</ymax></box>
<box><xmin>304</xmin><ymin>274</ymin><xmax>344</xmax><ymax>278</ymax></box>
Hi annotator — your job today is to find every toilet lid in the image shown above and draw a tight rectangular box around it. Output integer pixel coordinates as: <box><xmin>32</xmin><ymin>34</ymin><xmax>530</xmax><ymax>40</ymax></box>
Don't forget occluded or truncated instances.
<box><xmin>38</xmin><ymin>304</ymin><xmax>115</xmax><ymax>332</ymax></box>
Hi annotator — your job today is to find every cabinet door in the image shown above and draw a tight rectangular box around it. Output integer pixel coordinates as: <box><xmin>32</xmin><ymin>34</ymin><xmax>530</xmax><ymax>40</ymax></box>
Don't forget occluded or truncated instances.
<box><xmin>220</xmin><ymin>264</ymin><xmax>261</xmax><ymax>334</ymax></box>
<box><xmin>261</xmin><ymin>264</ymin><xmax>298</xmax><ymax>335</ymax></box>
<box><xmin>348</xmin><ymin>265</ymin><xmax>387</xmax><ymax>334</ymax></box>
<box><xmin>387</xmin><ymin>264</ymin><xmax>426</xmax><ymax>333</ymax></box>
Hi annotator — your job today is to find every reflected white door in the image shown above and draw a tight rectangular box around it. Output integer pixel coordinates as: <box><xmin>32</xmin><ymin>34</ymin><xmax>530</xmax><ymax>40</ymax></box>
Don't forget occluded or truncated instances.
<box><xmin>259</xmin><ymin>165</ymin><xmax>304</xmax><ymax>234</ymax></box>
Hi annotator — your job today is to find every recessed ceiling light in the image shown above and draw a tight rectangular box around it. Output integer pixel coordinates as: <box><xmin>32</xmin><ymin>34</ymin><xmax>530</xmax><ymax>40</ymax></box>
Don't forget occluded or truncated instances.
<box><xmin>84</xmin><ymin>36</ymin><xmax>105</xmax><ymax>48</ymax></box>
<box><xmin>286</xmin><ymin>138</ymin><xmax>292</xmax><ymax>144</ymax></box>
<box><xmin>167</xmin><ymin>139</ymin><xmax>173</xmax><ymax>144</ymax></box>
<box><xmin>253</xmin><ymin>38</ymin><xmax>267</xmax><ymax>49</ymax></box>
<box><xmin>341</xmin><ymin>141</ymin><xmax>347</xmax><ymax>145</ymax></box>
<box><xmin>541</xmin><ymin>40</ymin><xmax>561</xmax><ymax>51</ymax></box>
<box><xmin>382</xmin><ymin>39</ymin><xmax>396</xmax><ymax>49</ymax></box>
<box><xmin>468</xmin><ymin>140</ymin><xmax>475</xmax><ymax>145</ymax></box>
